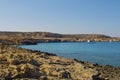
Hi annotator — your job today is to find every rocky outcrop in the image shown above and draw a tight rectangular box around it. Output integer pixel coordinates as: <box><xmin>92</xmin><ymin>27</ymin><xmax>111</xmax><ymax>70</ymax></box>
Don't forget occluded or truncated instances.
<box><xmin>0</xmin><ymin>45</ymin><xmax>98</xmax><ymax>80</ymax></box>
<box><xmin>0</xmin><ymin>45</ymin><xmax>120</xmax><ymax>80</ymax></box>
<box><xmin>74</xmin><ymin>59</ymin><xmax>120</xmax><ymax>80</ymax></box>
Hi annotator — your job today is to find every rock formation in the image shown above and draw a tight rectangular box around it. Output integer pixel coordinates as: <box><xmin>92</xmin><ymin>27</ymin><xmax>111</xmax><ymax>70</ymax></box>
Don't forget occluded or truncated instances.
<box><xmin>0</xmin><ymin>45</ymin><xmax>120</xmax><ymax>80</ymax></box>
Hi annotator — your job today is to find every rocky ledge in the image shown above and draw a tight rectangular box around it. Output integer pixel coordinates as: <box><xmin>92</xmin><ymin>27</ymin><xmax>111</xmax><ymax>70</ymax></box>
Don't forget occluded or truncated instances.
<box><xmin>0</xmin><ymin>44</ymin><xmax>120</xmax><ymax>80</ymax></box>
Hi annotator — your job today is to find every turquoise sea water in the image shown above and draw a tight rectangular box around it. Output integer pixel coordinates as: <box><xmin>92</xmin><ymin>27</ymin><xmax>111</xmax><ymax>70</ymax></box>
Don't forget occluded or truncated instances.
<box><xmin>20</xmin><ymin>42</ymin><xmax>120</xmax><ymax>67</ymax></box>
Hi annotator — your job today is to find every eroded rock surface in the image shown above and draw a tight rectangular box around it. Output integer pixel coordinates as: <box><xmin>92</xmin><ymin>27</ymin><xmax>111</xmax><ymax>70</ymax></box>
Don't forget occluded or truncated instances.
<box><xmin>0</xmin><ymin>45</ymin><xmax>120</xmax><ymax>80</ymax></box>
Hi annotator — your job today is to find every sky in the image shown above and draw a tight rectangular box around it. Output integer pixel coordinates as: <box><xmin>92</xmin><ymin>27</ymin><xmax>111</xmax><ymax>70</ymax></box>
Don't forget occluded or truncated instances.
<box><xmin>0</xmin><ymin>0</ymin><xmax>120</xmax><ymax>37</ymax></box>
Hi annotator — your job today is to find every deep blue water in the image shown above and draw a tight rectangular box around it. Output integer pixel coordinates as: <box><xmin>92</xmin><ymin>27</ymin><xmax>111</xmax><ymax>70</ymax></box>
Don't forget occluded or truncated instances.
<box><xmin>20</xmin><ymin>42</ymin><xmax>120</xmax><ymax>67</ymax></box>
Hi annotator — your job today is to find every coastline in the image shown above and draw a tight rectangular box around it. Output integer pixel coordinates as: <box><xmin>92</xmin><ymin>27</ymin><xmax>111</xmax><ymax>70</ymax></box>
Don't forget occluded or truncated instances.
<box><xmin>0</xmin><ymin>32</ymin><xmax>119</xmax><ymax>45</ymax></box>
<box><xmin>0</xmin><ymin>44</ymin><xmax>120</xmax><ymax>80</ymax></box>
<box><xmin>0</xmin><ymin>32</ymin><xmax>120</xmax><ymax>79</ymax></box>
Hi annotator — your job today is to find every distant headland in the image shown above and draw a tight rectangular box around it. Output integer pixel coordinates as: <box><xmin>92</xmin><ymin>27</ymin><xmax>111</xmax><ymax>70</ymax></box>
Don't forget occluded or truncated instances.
<box><xmin>0</xmin><ymin>31</ymin><xmax>119</xmax><ymax>45</ymax></box>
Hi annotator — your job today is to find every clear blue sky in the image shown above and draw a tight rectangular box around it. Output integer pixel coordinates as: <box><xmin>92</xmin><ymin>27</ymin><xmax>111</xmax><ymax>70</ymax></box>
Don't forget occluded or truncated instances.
<box><xmin>0</xmin><ymin>0</ymin><xmax>120</xmax><ymax>37</ymax></box>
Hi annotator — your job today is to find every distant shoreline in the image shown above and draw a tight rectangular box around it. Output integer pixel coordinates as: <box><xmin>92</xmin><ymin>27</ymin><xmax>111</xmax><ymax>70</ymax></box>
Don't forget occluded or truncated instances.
<box><xmin>0</xmin><ymin>31</ymin><xmax>119</xmax><ymax>45</ymax></box>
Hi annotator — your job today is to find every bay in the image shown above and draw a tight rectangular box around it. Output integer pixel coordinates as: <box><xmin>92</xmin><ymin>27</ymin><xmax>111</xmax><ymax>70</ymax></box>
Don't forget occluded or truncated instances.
<box><xmin>20</xmin><ymin>42</ymin><xmax>120</xmax><ymax>67</ymax></box>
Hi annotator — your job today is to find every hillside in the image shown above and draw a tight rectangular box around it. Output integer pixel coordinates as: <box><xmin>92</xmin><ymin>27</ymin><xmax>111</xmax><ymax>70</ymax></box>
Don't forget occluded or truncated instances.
<box><xmin>0</xmin><ymin>31</ymin><xmax>111</xmax><ymax>39</ymax></box>
<box><xmin>0</xmin><ymin>31</ymin><xmax>119</xmax><ymax>45</ymax></box>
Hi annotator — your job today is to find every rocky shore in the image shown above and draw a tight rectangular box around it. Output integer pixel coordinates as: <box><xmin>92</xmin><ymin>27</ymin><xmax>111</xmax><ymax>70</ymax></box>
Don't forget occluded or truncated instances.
<box><xmin>0</xmin><ymin>44</ymin><xmax>120</xmax><ymax>80</ymax></box>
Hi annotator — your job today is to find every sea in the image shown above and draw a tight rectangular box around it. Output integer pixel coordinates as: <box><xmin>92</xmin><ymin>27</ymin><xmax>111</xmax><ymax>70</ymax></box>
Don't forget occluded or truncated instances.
<box><xmin>20</xmin><ymin>42</ymin><xmax>120</xmax><ymax>67</ymax></box>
